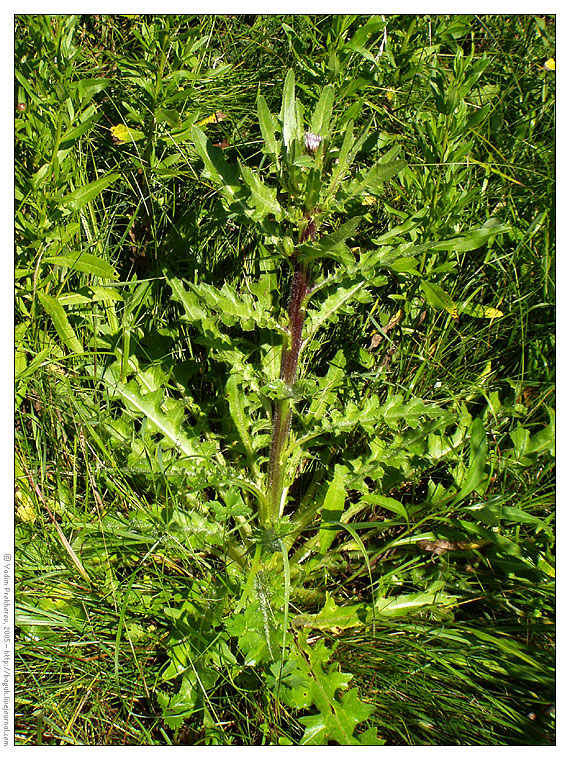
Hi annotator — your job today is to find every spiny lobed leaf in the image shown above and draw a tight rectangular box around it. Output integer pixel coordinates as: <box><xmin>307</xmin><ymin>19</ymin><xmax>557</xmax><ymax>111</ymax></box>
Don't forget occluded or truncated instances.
<box><xmin>94</xmin><ymin>362</ymin><xmax>217</xmax><ymax>471</ymax></box>
<box><xmin>270</xmin><ymin>633</ymin><xmax>378</xmax><ymax>745</ymax></box>
<box><xmin>168</xmin><ymin>271</ymin><xmax>283</xmax><ymax>334</ymax></box>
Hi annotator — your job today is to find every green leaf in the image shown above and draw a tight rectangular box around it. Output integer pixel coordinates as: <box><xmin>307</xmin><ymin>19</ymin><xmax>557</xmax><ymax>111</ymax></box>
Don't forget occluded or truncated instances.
<box><xmin>96</xmin><ymin>363</ymin><xmax>216</xmax><ymax>470</ymax></box>
<box><xmin>298</xmin><ymin>217</ymin><xmax>361</xmax><ymax>265</ymax></box>
<box><xmin>226</xmin><ymin>373</ymin><xmax>254</xmax><ymax>458</ymax></box>
<box><xmin>420</xmin><ymin>280</ymin><xmax>458</xmax><ymax>318</ymax></box>
<box><xmin>374</xmin><ymin>588</ymin><xmax>458</xmax><ymax>617</ymax></box>
<box><xmin>371</xmin><ymin>208</ymin><xmax>429</xmax><ymax>245</ymax></box>
<box><xmin>359</xmin><ymin>145</ymin><xmax>406</xmax><ymax>194</ymax></box>
<box><xmin>345</xmin><ymin>15</ymin><xmax>386</xmax><ymax>53</ymax></box>
<box><xmin>318</xmin><ymin>465</ymin><xmax>348</xmax><ymax>553</ymax></box>
<box><xmin>388</xmin><ymin>256</ymin><xmax>419</xmax><ymax>273</ymax></box>
<box><xmin>310</xmin><ymin>84</ymin><xmax>335</xmax><ymax>138</ymax></box>
<box><xmin>305</xmin><ymin>279</ymin><xmax>370</xmax><ymax>341</ymax></box>
<box><xmin>37</xmin><ymin>292</ymin><xmax>83</xmax><ymax>354</ymax></box>
<box><xmin>154</xmin><ymin>107</ymin><xmax>179</xmax><ymax>127</ymax></box>
<box><xmin>77</xmin><ymin>77</ymin><xmax>111</xmax><ymax>104</ymax></box>
<box><xmin>364</xmin><ymin>494</ymin><xmax>408</xmax><ymax>522</ymax></box>
<box><xmin>191</xmin><ymin>126</ymin><xmax>242</xmax><ymax>202</ymax></box>
<box><xmin>325</xmin><ymin>120</ymin><xmax>354</xmax><ymax>196</ymax></box>
<box><xmin>59</xmin><ymin>114</ymin><xmax>100</xmax><ymax>153</ymax></box>
<box><xmin>43</xmin><ymin>251</ymin><xmax>118</xmax><ymax>279</ymax></box>
<box><xmin>281</xmin><ymin>69</ymin><xmax>297</xmax><ymax>149</ymax></box>
<box><xmin>240</xmin><ymin>165</ymin><xmax>283</xmax><ymax>219</ymax></box>
<box><xmin>173</xmin><ymin>277</ymin><xmax>282</xmax><ymax>334</ymax></box>
<box><xmin>57</xmin><ymin>286</ymin><xmax>123</xmax><ymax>306</ymax></box>
<box><xmin>257</xmin><ymin>94</ymin><xmax>280</xmax><ymax>159</ymax></box>
<box><xmin>455</xmin><ymin>417</ymin><xmax>489</xmax><ymax>500</ymax></box>
<box><xmin>429</xmin><ymin>220</ymin><xmax>510</xmax><ymax>252</ymax></box>
<box><xmin>292</xmin><ymin>595</ymin><xmax>364</xmax><ymax>632</ymax></box>
<box><xmin>364</xmin><ymin>158</ymin><xmax>407</xmax><ymax>192</ymax></box>
<box><xmin>59</xmin><ymin>172</ymin><xmax>120</xmax><ymax>213</ymax></box>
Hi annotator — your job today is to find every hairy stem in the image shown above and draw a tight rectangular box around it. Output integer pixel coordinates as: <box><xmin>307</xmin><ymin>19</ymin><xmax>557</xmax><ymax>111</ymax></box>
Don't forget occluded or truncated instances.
<box><xmin>266</xmin><ymin>222</ymin><xmax>316</xmax><ymax>526</ymax></box>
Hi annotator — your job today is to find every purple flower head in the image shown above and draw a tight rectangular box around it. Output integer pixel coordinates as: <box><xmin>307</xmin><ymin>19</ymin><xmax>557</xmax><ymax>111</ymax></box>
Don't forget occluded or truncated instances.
<box><xmin>304</xmin><ymin>131</ymin><xmax>322</xmax><ymax>154</ymax></box>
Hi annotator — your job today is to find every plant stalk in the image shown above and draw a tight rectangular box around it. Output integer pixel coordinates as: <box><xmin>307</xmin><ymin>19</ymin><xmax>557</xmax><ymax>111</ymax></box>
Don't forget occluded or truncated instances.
<box><xmin>266</xmin><ymin>222</ymin><xmax>316</xmax><ymax>527</ymax></box>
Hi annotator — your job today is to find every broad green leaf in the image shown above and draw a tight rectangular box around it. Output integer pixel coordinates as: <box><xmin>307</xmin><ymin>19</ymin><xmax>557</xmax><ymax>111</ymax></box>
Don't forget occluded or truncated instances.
<box><xmin>307</xmin><ymin>349</ymin><xmax>346</xmax><ymax>423</ymax></box>
<box><xmin>226</xmin><ymin>373</ymin><xmax>254</xmax><ymax>458</ymax></box>
<box><xmin>190</xmin><ymin>126</ymin><xmax>242</xmax><ymax>202</ymax></box>
<box><xmin>58</xmin><ymin>114</ymin><xmax>99</xmax><ymax>154</ymax></box>
<box><xmin>292</xmin><ymin>594</ymin><xmax>363</xmax><ymax>632</ymax></box>
<box><xmin>319</xmin><ymin>465</ymin><xmax>347</xmax><ymax>553</ymax></box>
<box><xmin>345</xmin><ymin>145</ymin><xmax>405</xmax><ymax>198</ymax></box>
<box><xmin>455</xmin><ymin>417</ymin><xmax>489</xmax><ymax>500</ymax></box>
<box><xmin>15</xmin><ymin>346</ymin><xmax>52</xmax><ymax>381</ymax></box>
<box><xmin>325</xmin><ymin>119</ymin><xmax>354</xmax><ymax>196</ymax></box>
<box><xmin>306</xmin><ymin>279</ymin><xmax>370</xmax><ymax>341</ymax></box>
<box><xmin>305</xmin><ymin>167</ymin><xmax>322</xmax><ymax>210</ymax></box>
<box><xmin>154</xmin><ymin>107</ymin><xmax>180</xmax><ymax>127</ymax></box>
<box><xmin>281</xmin><ymin>69</ymin><xmax>297</xmax><ymax>149</ymax></box>
<box><xmin>59</xmin><ymin>172</ymin><xmax>120</xmax><ymax>213</ymax></box>
<box><xmin>429</xmin><ymin>221</ymin><xmax>510</xmax><ymax>252</ymax></box>
<box><xmin>388</xmin><ymin>256</ymin><xmax>419</xmax><ymax>273</ymax></box>
<box><xmin>37</xmin><ymin>292</ymin><xmax>83</xmax><ymax>354</ymax></box>
<box><xmin>466</xmin><ymin>102</ymin><xmax>492</xmax><ymax>129</ymax></box>
<box><xmin>363</xmin><ymin>158</ymin><xmax>407</xmax><ymax>194</ymax></box>
<box><xmin>257</xmin><ymin>94</ymin><xmax>280</xmax><ymax>158</ymax></box>
<box><xmin>97</xmin><ymin>363</ymin><xmax>216</xmax><ymax>468</ymax></box>
<box><xmin>273</xmin><ymin>631</ymin><xmax>374</xmax><ymax>745</ymax></box>
<box><xmin>364</xmin><ymin>494</ymin><xmax>408</xmax><ymax>522</ymax></box>
<box><xmin>465</xmin><ymin>498</ymin><xmax>551</xmax><ymax>530</ymax></box>
<box><xmin>374</xmin><ymin>588</ymin><xmax>458</xmax><ymax>617</ymax></box>
<box><xmin>30</xmin><ymin>163</ymin><xmax>51</xmax><ymax>189</ymax></box>
<box><xmin>57</xmin><ymin>286</ymin><xmax>123</xmax><ymax>306</ymax></box>
<box><xmin>371</xmin><ymin>208</ymin><xmax>428</xmax><ymax>245</ymax></box>
<box><xmin>77</xmin><ymin>77</ymin><xmax>111</xmax><ymax>104</ymax></box>
<box><xmin>292</xmin><ymin>155</ymin><xmax>315</xmax><ymax>168</ymax></box>
<box><xmin>43</xmin><ymin>251</ymin><xmax>118</xmax><ymax>279</ymax></box>
<box><xmin>345</xmin><ymin>15</ymin><xmax>386</xmax><ymax>51</ymax></box>
<box><xmin>298</xmin><ymin>216</ymin><xmax>361</xmax><ymax>265</ymax></box>
<box><xmin>299</xmin><ymin>687</ymin><xmax>375</xmax><ymax>746</ymax></box>
<box><xmin>310</xmin><ymin>84</ymin><xmax>335</xmax><ymax>138</ymax></box>
<box><xmin>240</xmin><ymin>165</ymin><xmax>283</xmax><ymax>219</ymax></box>
<box><xmin>420</xmin><ymin>280</ymin><xmax>458</xmax><ymax>318</ymax></box>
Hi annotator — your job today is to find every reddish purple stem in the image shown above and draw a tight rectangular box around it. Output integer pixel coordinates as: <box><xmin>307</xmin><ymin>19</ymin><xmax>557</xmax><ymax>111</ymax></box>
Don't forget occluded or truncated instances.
<box><xmin>266</xmin><ymin>218</ymin><xmax>316</xmax><ymax>524</ymax></box>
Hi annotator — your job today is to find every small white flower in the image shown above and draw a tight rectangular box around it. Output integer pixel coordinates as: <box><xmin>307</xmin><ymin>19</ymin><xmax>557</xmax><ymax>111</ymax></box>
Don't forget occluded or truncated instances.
<box><xmin>304</xmin><ymin>131</ymin><xmax>322</xmax><ymax>154</ymax></box>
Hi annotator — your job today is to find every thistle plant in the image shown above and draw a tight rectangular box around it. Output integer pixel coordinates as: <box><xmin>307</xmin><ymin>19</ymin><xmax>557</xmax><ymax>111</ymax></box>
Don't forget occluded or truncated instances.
<box><xmin>191</xmin><ymin>72</ymin><xmax>407</xmax><ymax>537</ymax></box>
<box><xmin>83</xmin><ymin>64</ymin><xmax>509</xmax><ymax>743</ymax></box>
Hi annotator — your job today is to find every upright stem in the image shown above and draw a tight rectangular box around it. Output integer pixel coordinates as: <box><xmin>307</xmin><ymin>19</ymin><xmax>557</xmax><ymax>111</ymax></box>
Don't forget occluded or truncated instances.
<box><xmin>266</xmin><ymin>219</ymin><xmax>316</xmax><ymax>527</ymax></box>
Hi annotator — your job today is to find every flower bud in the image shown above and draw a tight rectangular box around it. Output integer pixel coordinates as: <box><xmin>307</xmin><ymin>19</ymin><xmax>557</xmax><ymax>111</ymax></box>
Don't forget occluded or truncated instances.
<box><xmin>304</xmin><ymin>131</ymin><xmax>322</xmax><ymax>154</ymax></box>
